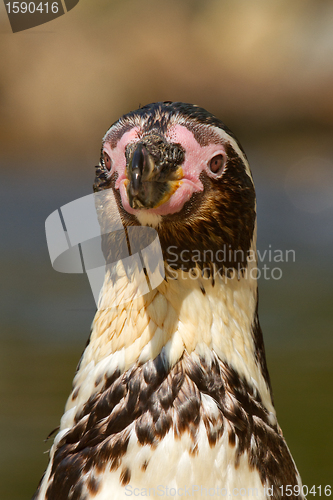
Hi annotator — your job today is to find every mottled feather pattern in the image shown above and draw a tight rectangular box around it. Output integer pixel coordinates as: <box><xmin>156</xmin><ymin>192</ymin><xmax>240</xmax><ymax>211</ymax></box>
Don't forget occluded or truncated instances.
<box><xmin>33</xmin><ymin>102</ymin><xmax>304</xmax><ymax>500</ymax></box>
<box><xmin>37</xmin><ymin>351</ymin><xmax>301</xmax><ymax>500</ymax></box>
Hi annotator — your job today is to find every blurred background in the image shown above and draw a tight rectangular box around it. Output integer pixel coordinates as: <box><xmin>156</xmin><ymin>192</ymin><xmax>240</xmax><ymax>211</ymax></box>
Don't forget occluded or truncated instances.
<box><xmin>0</xmin><ymin>0</ymin><xmax>332</xmax><ymax>498</ymax></box>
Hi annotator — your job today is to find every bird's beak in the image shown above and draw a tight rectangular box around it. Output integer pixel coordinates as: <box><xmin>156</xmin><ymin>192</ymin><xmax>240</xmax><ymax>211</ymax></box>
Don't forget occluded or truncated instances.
<box><xmin>126</xmin><ymin>143</ymin><xmax>183</xmax><ymax>209</ymax></box>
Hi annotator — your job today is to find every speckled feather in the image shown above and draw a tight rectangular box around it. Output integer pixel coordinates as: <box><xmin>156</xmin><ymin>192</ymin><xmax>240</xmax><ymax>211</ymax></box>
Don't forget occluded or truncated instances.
<box><xmin>33</xmin><ymin>102</ymin><xmax>304</xmax><ymax>500</ymax></box>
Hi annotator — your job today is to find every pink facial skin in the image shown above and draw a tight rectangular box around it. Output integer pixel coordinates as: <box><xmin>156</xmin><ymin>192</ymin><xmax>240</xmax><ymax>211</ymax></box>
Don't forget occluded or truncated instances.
<box><xmin>103</xmin><ymin>125</ymin><xmax>226</xmax><ymax>216</ymax></box>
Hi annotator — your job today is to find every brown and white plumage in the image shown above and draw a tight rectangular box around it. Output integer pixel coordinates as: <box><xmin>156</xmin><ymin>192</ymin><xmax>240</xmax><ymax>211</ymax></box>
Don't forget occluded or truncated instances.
<box><xmin>33</xmin><ymin>102</ymin><xmax>304</xmax><ymax>500</ymax></box>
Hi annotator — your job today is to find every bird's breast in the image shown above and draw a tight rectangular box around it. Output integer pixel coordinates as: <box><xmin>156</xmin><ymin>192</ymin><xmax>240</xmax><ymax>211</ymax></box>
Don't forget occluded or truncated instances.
<box><xmin>35</xmin><ymin>259</ymin><xmax>303</xmax><ymax>500</ymax></box>
<box><xmin>66</xmin><ymin>254</ymin><xmax>274</xmax><ymax>425</ymax></box>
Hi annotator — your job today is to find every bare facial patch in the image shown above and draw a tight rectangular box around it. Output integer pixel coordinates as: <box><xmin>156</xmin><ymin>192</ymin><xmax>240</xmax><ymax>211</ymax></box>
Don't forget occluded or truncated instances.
<box><xmin>103</xmin><ymin>124</ymin><xmax>228</xmax><ymax>217</ymax></box>
<box><xmin>103</xmin><ymin>127</ymin><xmax>141</xmax><ymax>181</ymax></box>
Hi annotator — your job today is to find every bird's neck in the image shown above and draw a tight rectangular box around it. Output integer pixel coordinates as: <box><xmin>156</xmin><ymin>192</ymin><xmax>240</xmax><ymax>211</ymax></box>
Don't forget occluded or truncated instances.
<box><xmin>73</xmin><ymin>243</ymin><xmax>275</xmax><ymax>417</ymax></box>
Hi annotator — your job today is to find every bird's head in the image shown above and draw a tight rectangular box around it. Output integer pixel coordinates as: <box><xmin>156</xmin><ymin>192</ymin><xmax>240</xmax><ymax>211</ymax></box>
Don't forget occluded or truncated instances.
<box><xmin>88</xmin><ymin>102</ymin><xmax>265</xmax><ymax>386</ymax></box>
<box><xmin>94</xmin><ymin>102</ymin><xmax>256</xmax><ymax>275</ymax></box>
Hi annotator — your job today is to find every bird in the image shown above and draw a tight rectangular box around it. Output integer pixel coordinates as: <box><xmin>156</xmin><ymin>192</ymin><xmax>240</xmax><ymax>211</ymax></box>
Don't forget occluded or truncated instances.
<box><xmin>33</xmin><ymin>102</ymin><xmax>304</xmax><ymax>500</ymax></box>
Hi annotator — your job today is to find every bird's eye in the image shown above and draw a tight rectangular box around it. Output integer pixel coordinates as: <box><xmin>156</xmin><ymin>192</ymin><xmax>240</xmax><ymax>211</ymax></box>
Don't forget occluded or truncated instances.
<box><xmin>208</xmin><ymin>154</ymin><xmax>225</xmax><ymax>175</ymax></box>
<box><xmin>103</xmin><ymin>151</ymin><xmax>112</xmax><ymax>171</ymax></box>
